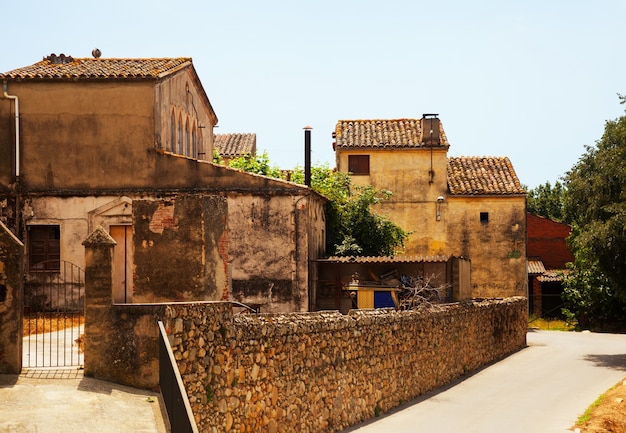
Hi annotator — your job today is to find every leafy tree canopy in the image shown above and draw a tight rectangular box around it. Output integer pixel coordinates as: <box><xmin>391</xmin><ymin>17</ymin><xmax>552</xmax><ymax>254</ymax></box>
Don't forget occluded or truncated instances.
<box><xmin>563</xmin><ymin>97</ymin><xmax>626</xmax><ymax>305</ymax></box>
<box><xmin>525</xmin><ymin>180</ymin><xmax>567</xmax><ymax>223</ymax></box>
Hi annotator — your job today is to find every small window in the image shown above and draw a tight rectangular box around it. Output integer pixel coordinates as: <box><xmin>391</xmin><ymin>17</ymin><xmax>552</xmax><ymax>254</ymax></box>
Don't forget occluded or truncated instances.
<box><xmin>170</xmin><ymin>113</ymin><xmax>176</xmax><ymax>152</ymax></box>
<box><xmin>177</xmin><ymin>116</ymin><xmax>183</xmax><ymax>154</ymax></box>
<box><xmin>185</xmin><ymin>119</ymin><xmax>191</xmax><ymax>157</ymax></box>
<box><xmin>480</xmin><ymin>212</ymin><xmax>489</xmax><ymax>223</ymax></box>
<box><xmin>191</xmin><ymin>126</ymin><xmax>197</xmax><ymax>159</ymax></box>
<box><xmin>348</xmin><ymin>155</ymin><xmax>370</xmax><ymax>175</ymax></box>
<box><xmin>29</xmin><ymin>225</ymin><xmax>60</xmax><ymax>271</ymax></box>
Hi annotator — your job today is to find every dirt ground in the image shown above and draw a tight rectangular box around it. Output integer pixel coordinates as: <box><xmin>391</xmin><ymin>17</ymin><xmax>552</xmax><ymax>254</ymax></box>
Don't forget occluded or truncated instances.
<box><xmin>573</xmin><ymin>378</ymin><xmax>626</xmax><ymax>432</ymax></box>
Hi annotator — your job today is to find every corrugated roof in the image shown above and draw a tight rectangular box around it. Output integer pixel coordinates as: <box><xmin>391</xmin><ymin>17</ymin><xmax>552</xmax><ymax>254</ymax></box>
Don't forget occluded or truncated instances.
<box><xmin>318</xmin><ymin>255</ymin><xmax>451</xmax><ymax>264</ymax></box>
<box><xmin>537</xmin><ymin>270</ymin><xmax>568</xmax><ymax>282</ymax></box>
<box><xmin>527</xmin><ymin>260</ymin><xmax>546</xmax><ymax>275</ymax></box>
<box><xmin>214</xmin><ymin>133</ymin><xmax>256</xmax><ymax>157</ymax></box>
<box><xmin>0</xmin><ymin>56</ymin><xmax>192</xmax><ymax>80</ymax></box>
<box><xmin>447</xmin><ymin>156</ymin><xmax>525</xmax><ymax>195</ymax></box>
<box><xmin>334</xmin><ymin>118</ymin><xmax>449</xmax><ymax>149</ymax></box>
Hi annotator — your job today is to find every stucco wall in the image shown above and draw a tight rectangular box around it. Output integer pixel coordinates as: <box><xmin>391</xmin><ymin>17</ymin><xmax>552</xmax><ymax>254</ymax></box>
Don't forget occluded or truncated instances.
<box><xmin>164</xmin><ymin>297</ymin><xmax>527</xmax><ymax>433</ymax></box>
<box><xmin>133</xmin><ymin>195</ymin><xmax>229</xmax><ymax>302</ymax></box>
<box><xmin>446</xmin><ymin>196</ymin><xmax>527</xmax><ymax>298</ymax></box>
<box><xmin>0</xmin><ymin>221</ymin><xmax>23</xmax><ymax>373</ymax></box>
<box><xmin>337</xmin><ymin>148</ymin><xmax>449</xmax><ymax>203</ymax></box>
<box><xmin>0</xmin><ymin>81</ymin><xmax>157</xmax><ymax>190</ymax></box>
<box><xmin>227</xmin><ymin>193</ymin><xmax>326</xmax><ymax>312</ymax></box>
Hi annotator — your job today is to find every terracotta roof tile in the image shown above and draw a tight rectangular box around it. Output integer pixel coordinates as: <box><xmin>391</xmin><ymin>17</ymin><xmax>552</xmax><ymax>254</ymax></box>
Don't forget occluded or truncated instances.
<box><xmin>334</xmin><ymin>118</ymin><xmax>449</xmax><ymax>149</ymax></box>
<box><xmin>447</xmin><ymin>156</ymin><xmax>525</xmax><ymax>195</ymax></box>
<box><xmin>0</xmin><ymin>56</ymin><xmax>192</xmax><ymax>80</ymax></box>
<box><xmin>214</xmin><ymin>133</ymin><xmax>257</xmax><ymax>157</ymax></box>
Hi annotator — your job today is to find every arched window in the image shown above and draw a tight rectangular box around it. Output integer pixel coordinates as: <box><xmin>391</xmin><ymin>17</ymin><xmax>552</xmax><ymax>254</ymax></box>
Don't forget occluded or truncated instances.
<box><xmin>191</xmin><ymin>125</ymin><xmax>197</xmax><ymax>159</ymax></box>
<box><xmin>177</xmin><ymin>115</ymin><xmax>183</xmax><ymax>154</ymax></box>
<box><xmin>185</xmin><ymin>119</ymin><xmax>191</xmax><ymax>157</ymax></box>
<box><xmin>197</xmin><ymin>129</ymin><xmax>204</xmax><ymax>159</ymax></box>
<box><xmin>170</xmin><ymin>111</ymin><xmax>176</xmax><ymax>152</ymax></box>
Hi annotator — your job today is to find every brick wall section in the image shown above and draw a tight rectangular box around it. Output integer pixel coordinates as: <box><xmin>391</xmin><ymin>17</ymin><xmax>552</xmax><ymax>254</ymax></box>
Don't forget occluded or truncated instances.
<box><xmin>527</xmin><ymin>213</ymin><xmax>574</xmax><ymax>269</ymax></box>
<box><xmin>164</xmin><ymin>297</ymin><xmax>527</xmax><ymax>433</ymax></box>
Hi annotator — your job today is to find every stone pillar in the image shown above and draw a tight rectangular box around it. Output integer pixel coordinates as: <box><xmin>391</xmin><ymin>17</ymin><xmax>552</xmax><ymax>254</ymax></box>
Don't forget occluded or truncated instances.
<box><xmin>0</xmin><ymin>221</ymin><xmax>24</xmax><ymax>374</ymax></box>
<box><xmin>82</xmin><ymin>226</ymin><xmax>116</xmax><ymax>378</ymax></box>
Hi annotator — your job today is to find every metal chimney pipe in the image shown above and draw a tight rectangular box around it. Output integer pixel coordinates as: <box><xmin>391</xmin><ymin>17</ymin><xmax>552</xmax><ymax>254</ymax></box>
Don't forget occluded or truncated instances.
<box><xmin>304</xmin><ymin>126</ymin><xmax>312</xmax><ymax>187</ymax></box>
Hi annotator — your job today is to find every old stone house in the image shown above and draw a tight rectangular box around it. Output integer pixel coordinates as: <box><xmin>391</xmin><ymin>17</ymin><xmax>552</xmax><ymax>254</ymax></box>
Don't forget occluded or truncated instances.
<box><xmin>333</xmin><ymin>115</ymin><xmax>527</xmax><ymax>299</ymax></box>
<box><xmin>214</xmin><ymin>132</ymin><xmax>257</xmax><ymax>164</ymax></box>
<box><xmin>527</xmin><ymin>213</ymin><xmax>574</xmax><ymax>317</ymax></box>
<box><xmin>0</xmin><ymin>53</ymin><xmax>326</xmax><ymax>313</ymax></box>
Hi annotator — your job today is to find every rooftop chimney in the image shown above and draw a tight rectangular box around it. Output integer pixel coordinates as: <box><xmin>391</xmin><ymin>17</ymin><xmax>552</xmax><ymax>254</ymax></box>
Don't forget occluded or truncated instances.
<box><xmin>44</xmin><ymin>53</ymin><xmax>74</xmax><ymax>64</ymax></box>
<box><xmin>421</xmin><ymin>114</ymin><xmax>440</xmax><ymax>146</ymax></box>
<box><xmin>304</xmin><ymin>126</ymin><xmax>312</xmax><ymax>187</ymax></box>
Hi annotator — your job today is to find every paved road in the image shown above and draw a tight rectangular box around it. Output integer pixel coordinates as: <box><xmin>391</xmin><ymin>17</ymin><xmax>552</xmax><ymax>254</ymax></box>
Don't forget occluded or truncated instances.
<box><xmin>342</xmin><ymin>330</ymin><xmax>626</xmax><ymax>433</ymax></box>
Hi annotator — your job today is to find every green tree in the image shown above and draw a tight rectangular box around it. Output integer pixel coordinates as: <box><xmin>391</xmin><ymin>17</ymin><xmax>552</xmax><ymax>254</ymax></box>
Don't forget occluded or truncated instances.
<box><xmin>526</xmin><ymin>180</ymin><xmax>567</xmax><ymax>222</ymax></box>
<box><xmin>561</xmin><ymin>98</ymin><xmax>626</xmax><ymax>327</ymax></box>
<box><xmin>228</xmin><ymin>151</ymin><xmax>284</xmax><ymax>178</ymax></box>
<box><xmin>562</xmin><ymin>228</ymin><xmax>626</xmax><ymax>329</ymax></box>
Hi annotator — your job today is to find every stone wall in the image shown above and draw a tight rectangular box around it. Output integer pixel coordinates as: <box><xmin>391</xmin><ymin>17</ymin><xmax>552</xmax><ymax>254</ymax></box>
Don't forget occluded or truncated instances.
<box><xmin>163</xmin><ymin>297</ymin><xmax>527</xmax><ymax>433</ymax></box>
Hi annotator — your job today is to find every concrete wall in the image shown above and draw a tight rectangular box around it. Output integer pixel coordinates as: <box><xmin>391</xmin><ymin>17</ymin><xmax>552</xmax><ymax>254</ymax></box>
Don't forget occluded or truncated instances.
<box><xmin>164</xmin><ymin>298</ymin><xmax>527</xmax><ymax>433</ymax></box>
<box><xmin>0</xmin><ymin>221</ymin><xmax>23</xmax><ymax>373</ymax></box>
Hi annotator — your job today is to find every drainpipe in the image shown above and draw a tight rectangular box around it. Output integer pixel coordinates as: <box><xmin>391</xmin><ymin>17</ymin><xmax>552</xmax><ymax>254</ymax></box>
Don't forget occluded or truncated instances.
<box><xmin>2</xmin><ymin>81</ymin><xmax>21</xmax><ymax>235</ymax></box>
<box><xmin>3</xmin><ymin>81</ymin><xmax>19</xmax><ymax>178</ymax></box>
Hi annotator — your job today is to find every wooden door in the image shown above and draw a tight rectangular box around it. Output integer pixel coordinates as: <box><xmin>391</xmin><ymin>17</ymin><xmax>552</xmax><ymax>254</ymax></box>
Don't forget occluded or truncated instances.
<box><xmin>110</xmin><ymin>225</ymin><xmax>133</xmax><ymax>303</ymax></box>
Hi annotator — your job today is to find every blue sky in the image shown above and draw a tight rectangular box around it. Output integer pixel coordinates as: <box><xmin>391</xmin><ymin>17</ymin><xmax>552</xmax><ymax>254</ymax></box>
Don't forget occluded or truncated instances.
<box><xmin>2</xmin><ymin>0</ymin><xmax>625</xmax><ymax>188</ymax></box>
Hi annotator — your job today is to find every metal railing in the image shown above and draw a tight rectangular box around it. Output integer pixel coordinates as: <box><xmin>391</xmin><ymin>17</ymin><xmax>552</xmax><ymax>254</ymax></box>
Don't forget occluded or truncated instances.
<box><xmin>158</xmin><ymin>321</ymin><xmax>199</xmax><ymax>433</ymax></box>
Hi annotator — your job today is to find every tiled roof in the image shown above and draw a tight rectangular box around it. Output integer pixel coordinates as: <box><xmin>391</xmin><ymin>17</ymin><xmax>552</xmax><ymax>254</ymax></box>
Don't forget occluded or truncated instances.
<box><xmin>334</xmin><ymin>118</ymin><xmax>449</xmax><ymax>149</ymax></box>
<box><xmin>0</xmin><ymin>55</ymin><xmax>192</xmax><ymax>80</ymax></box>
<box><xmin>447</xmin><ymin>156</ymin><xmax>525</xmax><ymax>195</ymax></box>
<box><xmin>214</xmin><ymin>133</ymin><xmax>256</xmax><ymax>157</ymax></box>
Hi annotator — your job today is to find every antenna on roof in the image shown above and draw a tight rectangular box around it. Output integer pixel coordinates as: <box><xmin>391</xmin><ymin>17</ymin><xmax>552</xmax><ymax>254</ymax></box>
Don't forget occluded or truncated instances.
<box><xmin>92</xmin><ymin>48</ymin><xmax>102</xmax><ymax>59</ymax></box>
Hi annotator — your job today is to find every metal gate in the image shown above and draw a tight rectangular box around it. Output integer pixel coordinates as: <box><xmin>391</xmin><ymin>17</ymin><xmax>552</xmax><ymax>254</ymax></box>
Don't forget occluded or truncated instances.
<box><xmin>23</xmin><ymin>261</ymin><xmax>85</xmax><ymax>368</ymax></box>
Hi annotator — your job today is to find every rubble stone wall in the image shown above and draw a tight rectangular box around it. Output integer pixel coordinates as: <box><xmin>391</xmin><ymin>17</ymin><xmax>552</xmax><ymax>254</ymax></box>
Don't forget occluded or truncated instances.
<box><xmin>163</xmin><ymin>297</ymin><xmax>527</xmax><ymax>433</ymax></box>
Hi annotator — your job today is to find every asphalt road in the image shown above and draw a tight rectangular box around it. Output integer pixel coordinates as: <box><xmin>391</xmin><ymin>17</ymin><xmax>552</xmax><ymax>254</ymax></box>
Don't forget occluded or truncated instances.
<box><xmin>342</xmin><ymin>330</ymin><xmax>626</xmax><ymax>433</ymax></box>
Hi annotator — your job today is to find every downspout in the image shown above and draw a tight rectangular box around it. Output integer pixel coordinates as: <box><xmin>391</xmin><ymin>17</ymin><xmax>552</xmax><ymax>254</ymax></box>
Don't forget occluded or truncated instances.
<box><xmin>3</xmin><ymin>81</ymin><xmax>19</xmax><ymax>178</ymax></box>
<box><xmin>2</xmin><ymin>81</ymin><xmax>20</xmax><ymax>235</ymax></box>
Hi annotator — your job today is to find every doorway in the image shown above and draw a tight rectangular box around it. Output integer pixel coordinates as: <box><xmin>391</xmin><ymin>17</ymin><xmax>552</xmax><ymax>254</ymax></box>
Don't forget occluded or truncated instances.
<box><xmin>110</xmin><ymin>225</ymin><xmax>133</xmax><ymax>303</ymax></box>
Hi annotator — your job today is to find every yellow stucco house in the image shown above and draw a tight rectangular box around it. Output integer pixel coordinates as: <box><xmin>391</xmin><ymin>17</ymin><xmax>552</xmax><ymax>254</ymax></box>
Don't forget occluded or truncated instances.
<box><xmin>333</xmin><ymin>115</ymin><xmax>527</xmax><ymax>298</ymax></box>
